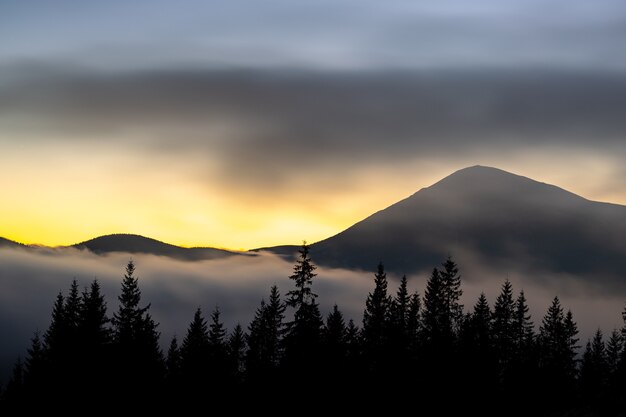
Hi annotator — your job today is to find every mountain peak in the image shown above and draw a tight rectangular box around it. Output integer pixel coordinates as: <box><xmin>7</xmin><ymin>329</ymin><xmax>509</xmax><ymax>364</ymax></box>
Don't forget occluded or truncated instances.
<box><xmin>287</xmin><ymin>165</ymin><xmax>626</xmax><ymax>276</ymax></box>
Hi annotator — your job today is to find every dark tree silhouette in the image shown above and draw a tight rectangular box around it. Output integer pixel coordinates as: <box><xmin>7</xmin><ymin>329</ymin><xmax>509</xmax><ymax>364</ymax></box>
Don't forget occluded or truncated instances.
<box><xmin>492</xmin><ymin>280</ymin><xmax>515</xmax><ymax>382</ymax></box>
<box><xmin>246</xmin><ymin>284</ymin><xmax>286</xmax><ymax>384</ymax></box>
<box><xmin>207</xmin><ymin>306</ymin><xmax>228</xmax><ymax>386</ymax></box>
<box><xmin>111</xmin><ymin>260</ymin><xmax>163</xmax><ymax>396</ymax></box>
<box><xmin>165</xmin><ymin>336</ymin><xmax>181</xmax><ymax>389</ymax></box>
<box><xmin>4</xmin><ymin>358</ymin><xmax>24</xmax><ymax>402</ymax></box>
<box><xmin>389</xmin><ymin>275</ymin><xmax>410</xmax><ymax>354</ymax></box>
<box><xmin>361</xmin><ymin>262</ymin><xmax>391</xmax><ymax>372</ymax></box>
<box><xmin>606</xmin><ymin>329</ymin><xmax>623</xmax><ymax>375</ymax></box>
<box><xmin>23</xmin><ymin>332</ymin><xmax>45</xmax><ymax>397</ymax></box>
<box><xmin>323</xmin><ymin>305</ymin><xmax>348</xmax><ymax>369</ymax></box>
<box><xmin>440</xmin><ymin>257</ymin><xmax>463</xmax><ymax>333</ymax></box>
<box><xmin>580</xmin><ymin>329</ymin><xmax>608</xmax><ymax>403</ymax></box>
<box><xmin>180</xmin><ymin>308</ymin><xmax>210</xmax><ymax>393</ymax></box>
<box><xmin>282</xmin><ymin>243</ymin><xmax>323</xmax><ymax>378</ymax></box>
<box><xmin>227</xmin><ymin>324</ymin><xmax>246</xmax><ymax>384</ymax></box>
<box><xmin>538</xmin><ymin>297</ymin><xmax>579</xmax><ymax>405</ymax></box>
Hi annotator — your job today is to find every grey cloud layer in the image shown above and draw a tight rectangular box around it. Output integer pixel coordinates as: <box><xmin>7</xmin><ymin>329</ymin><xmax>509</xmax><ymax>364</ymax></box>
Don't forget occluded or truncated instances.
<box><xmin>1</xmin><ymin>1</ymin><xmax>626</xmax><ymax>70</ymax></box>
<box><xmin>3</xmin><ymin>68</ymin><xmax>626</xmax><ymax>189</ymax></box>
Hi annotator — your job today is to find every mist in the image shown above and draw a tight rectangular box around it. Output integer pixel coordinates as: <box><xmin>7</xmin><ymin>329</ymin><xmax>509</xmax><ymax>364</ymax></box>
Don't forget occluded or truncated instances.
<box><xmin>1</xmin><ymin>245</ymin><xmax>624</xmax><ymax>383</ymax></box>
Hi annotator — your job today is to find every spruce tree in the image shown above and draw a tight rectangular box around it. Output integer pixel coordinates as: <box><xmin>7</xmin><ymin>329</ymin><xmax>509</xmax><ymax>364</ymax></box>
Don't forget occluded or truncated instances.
<box><xmin>227</xmin><ymin>324</ymin><xmax>246</xmax><ymax>384</ymax></box>
<box><xmin>111</xmin><ymin>260</ymin><xmax>163</xmax><ymax>395</ymax></box>
<box><xmin>323</xmin><ymin>305</ymin><xmax>348</xmax><ymax>367</ymax></box>
<box><xmin>389</xmin><ymin>275</ymin><xmax>411</xmax><ymax>360</ymax></box>
<box><xmin>407</xmin><ymin>291</ymin><xmax>421</xmax><ymax>353</ymax></box>
<box><xmin>580</xmin><ymin>329</ymin><xmax>609</xmax><ymax>405</ymax></box>
<box><xmin>44</xmin><ymin>292</ymin><xmax>66</xmax><ymax>361</ymax></box>
<box><xmin>513</xmin><ymin>291</ymin><xmax>534</xmax><ymax>353</ymax></box>
<box><xmin>440</xmin><ymin>257</ymin><xmax>463</xmax><ymax>333</ymax></box>
<box><xmin>208</xmin><ymin>306</ymin><xmax>228</xmax><ymax>382</ymax></box>
<box><xmin>79</xmin><ymin>280</ymin><xmax>109</xmax><ymax>350</ymax></box>
<box><xmin>464</xmin><ymin>294</ymin><xmax>496</xmax><ymax>395</ymax></box>
<box><xmin>508</xmin><ymin>290</ymin><xmax>536</xmax><ymax>399</ymax></box>
<box><xmin>422</xmin><ymin>268</ymin><xmax>446</xmax><ymax>348</ymax></box>
<box><xmin>538</xmin><ymin>297</ymin><xmax>578</xmax><ymax>403</ymax></box>
<box><xmin>165</xmin><ymin>336</ymin><xmax>181</xmax><ymax>385</ymax></box>
<box><xmin>78</xmin><ymin>279</ymin><xmax>111</xmax><ymax>393</ymax></box>
<box><xmin>362</xmin><ymin>262</ymin><xmax>392</xmax><ymax>370</ymax></box>
<box><xmin>492</xmin><ymin>280</ymin><xmax>515</xmax><ymax>377</ymax></box>
<box><xmin>606</xmin><ymin>329</ymin><xmax>623</xmax><ymax>375</ymax></box>
<box><xmin>180</xmin><ymin>308</ymin><xmax>210</xmax><ymax>390</ymax></box>
<box><xmin>283</xmin><ymin>243</ymin><xmax>323</xmax><ymax>376</ymax></box>
<box><xmin>24</xmin><ymin>332</ymin><xmax>45</xmax><ymax>396</ymax></box>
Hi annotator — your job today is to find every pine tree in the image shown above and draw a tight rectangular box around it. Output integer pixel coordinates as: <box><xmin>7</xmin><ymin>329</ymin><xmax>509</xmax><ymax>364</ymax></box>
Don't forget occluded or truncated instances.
<box><xmin>538</xmin><ymin>297</ymin><xmax>578</xmax><ymax>403</ymax></box>
<box><xmin>390</xmin><ymin>276</ymin><xmax>410</xmax><ymax>335</ymax></box>
<box><xmin>208</xmin><ymin>306</ymin><xmax>228</xmax><ymax>381</ymax></box>
<box><xmin>24</xmin><ymin>332</ymin><xmax>45</xmax><ymax>395</ymax></box>
<box><xmin>345</xmin><ymin>319</ymin><xmax>361</xmax><ymax>361</ymax></box>
<box><xmin>492</xmin><ymin>280</ymin><xmax>515</xmax><ymax>377</ymax></box>
<box><xmin>227</xmin><ymin>324</ymin><xmax>246</xmax><ymax>383</ymax></box>
<box><xmin>4</xmin><ymin>358</ymin><xmax>24</xmax><ymax>402</ymax></box>
<box><xmin>286</xmin><ymin>243</ymin><xmax>317</xmax><ymax>308</ymax></box>
<box><xmin>265</xmin><ymin>285</ymin><xmax>285</xmax><ymax>367</ymax></box>
<box><xmin>507</xmin><ymin>290</ymin><xmax>536</xmax><ymax>399</ymax></box>
<box><xmin>323</xmin><ymin>305</ymin><xmax>348</xmax><ymax>366</ymax></box>
<box><xmin>462</xmin><ymin>293</ymin><xmax>496</xmax><ymax>395</ymax></box>
<box><xmin>422</xmin><ymin>268</ymin><xmax>446</xmax><ymax>347</ymax></box>
<box><xmin>362</xmin><ymin>262</ymin><xmax>392</xmax><ymax>370</ymax></box>
<box><xmin>580</xmin><ymin>329</ymin><xmax>608</xmax><ymax>402</ymax></box>
<box><xmin>79</xmin><ymin>280</ymin><xmax>110</xmax><ymax>350</ymax></box>
<box><xmin>44</xmin><ymin>292</ymin><xmax>66</xmax><ymax>360</ymax></box>
<box><xmin>180</xmin><ymin>308</ymin><xmax>210</xmax><ymax>390</ymax></box>
<box><xmin>283</xmin><ymin>243</ymin><xmax>323</xmax><ymax>376</ymax></box>
<box><xmin>165</xmin><ymin>336</ymin><xmax>181</xmax><ymax>384</ymax></box>
<box><xmin>472</xmin><ymin>293</ymin><xmax>492</xmax><ymax>351</ymax></box>
<box><xmin>440</xmin><ymin>257</ymin><xmax>463</xmax><ymax>333</ymax></box>
<box><xmin>606</xmin><ymin>329</ymin><xmax>623</xmax><ymax>375</ymax></box>
<box><xmin>111</xmin><ymin>261</ymin><xmax>163</xmax><ymax>395</ymax></box>
<box><xmin>78</xmin><ymin>279</ymin><xmax>111</xmax><ymax>395</ymax></box>
<box><xmin>407</xmin><ymin>291</ymin><xmax>421</xmax><ymax>353</ymax></box>
<box><xmin>64</xmin><ymin>280</ymin><xmax>82</xmax><ymax>331</ymax></box>
<box><xmin>389</xmin><ymin>275</ymin><xmax>411</xmax><ymax>361</ymax></box>
<box><xmin>513</xmin><ymin>290</ymin><xmax>534</xmax><ymax>353</ymax></box>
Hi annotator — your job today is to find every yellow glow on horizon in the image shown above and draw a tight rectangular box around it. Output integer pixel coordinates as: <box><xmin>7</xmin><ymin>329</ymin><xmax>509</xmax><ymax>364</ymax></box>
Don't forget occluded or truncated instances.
<box><xmin>2</xmin><ymin>141</ymin><xmax>626</xmax><ymax>250</ymax></box>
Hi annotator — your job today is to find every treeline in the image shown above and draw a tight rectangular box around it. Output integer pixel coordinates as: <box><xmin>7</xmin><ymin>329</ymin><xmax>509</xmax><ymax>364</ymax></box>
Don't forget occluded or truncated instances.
<box><xmin>2</xmin><ymin>245</ymin><xmax>626</xmax><ymax>413</ymax></box>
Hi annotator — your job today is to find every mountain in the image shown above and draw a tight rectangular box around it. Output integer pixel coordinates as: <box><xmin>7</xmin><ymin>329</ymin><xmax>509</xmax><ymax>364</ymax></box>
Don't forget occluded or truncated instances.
<box><xmin>73</xmin><ymin>234</ymin><xmax>239</xmax><ymax>261</ymax></box>
<box><xmin>262</xmin><ymin>166</ymin><xmax>626</xmax><ymax>282</ymax></box>
<box><xmin>0</xmin><ymin>237</ymin><xmax>23</xmax><ymax>248</ymax></box>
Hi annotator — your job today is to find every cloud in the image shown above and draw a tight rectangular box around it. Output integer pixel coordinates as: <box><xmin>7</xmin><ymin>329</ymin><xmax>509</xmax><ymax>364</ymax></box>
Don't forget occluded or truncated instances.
<box><xmin>0</xmin><ymin>245</ymin><xmax>624</xmax><ymax>383</ymax></box>
<box><xmin>1</xmin><ymin>1</ymin><xmax>626</xmax><ymax>70</ymax></box>
<box><xmin>3</xmin><ymin>67</ymin><xmax>626</xmax><ymax>192</ymax></box>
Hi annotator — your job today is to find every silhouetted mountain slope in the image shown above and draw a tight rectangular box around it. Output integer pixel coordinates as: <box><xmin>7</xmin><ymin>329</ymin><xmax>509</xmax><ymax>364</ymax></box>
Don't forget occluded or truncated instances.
<box><xmin>0</xmin><ymin>237</ymin><xmax>22</xmax><ymax>248</ymax></box>
<box><xmin>73</xmin><ymin>234</ymin><xmax>239</xmax><ymax>261</ymax></box>
<box><xmin>262</xmin><ymin>166</ymin><xmax>626</xmax><ymax>281</ymax></box>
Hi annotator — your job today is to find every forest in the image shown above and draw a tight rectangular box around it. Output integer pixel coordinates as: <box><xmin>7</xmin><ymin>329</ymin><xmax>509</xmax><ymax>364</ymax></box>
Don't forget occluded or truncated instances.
<box><xmin>1</xmin><ymin>244</ymin><xmax>625</xmax><ymax>414</ymax></box>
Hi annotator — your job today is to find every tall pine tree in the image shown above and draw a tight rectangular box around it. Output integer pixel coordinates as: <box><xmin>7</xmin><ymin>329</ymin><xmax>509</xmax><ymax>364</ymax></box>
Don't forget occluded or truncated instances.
<box><xmin>282</xmin><ymin>243</ymin><xmax>323</xmax><ymax>377</ymax></box>
<box><xmin>111</xmin><ymin>260</ymin><xmax>163</xmax><ymax>396</ymax></box>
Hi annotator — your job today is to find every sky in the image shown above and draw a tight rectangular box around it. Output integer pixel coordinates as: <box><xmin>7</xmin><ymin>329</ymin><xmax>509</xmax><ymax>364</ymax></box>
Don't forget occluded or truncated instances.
<box><xmin>1</xmin><ymin>0</ymin><xmax>626</xmax><ymax>249</ymax></box>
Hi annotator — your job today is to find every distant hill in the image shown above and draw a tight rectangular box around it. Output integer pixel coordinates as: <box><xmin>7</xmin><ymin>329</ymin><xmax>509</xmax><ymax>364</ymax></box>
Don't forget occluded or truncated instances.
<box><xmin>73</xmin><ymin>234</ymin><xmax>240</xmax><ymax>261</ymax></box>
<box><xmin>0</xmin><ymin>237</ymin><xmax>23</xmax><ymax>248</ymax></box>
<box><xmin>260</xmin><ymin>166</ymin><xmax>626</xmax><ymax>283</ymax></box>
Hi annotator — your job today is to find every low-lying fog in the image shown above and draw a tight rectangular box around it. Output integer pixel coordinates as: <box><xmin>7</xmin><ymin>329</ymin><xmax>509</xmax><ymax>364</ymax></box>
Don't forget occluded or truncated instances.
<box><xmin>1</xmin><ymin>246</ymin><xmax>624</xmax><ymax>382</ymax></box>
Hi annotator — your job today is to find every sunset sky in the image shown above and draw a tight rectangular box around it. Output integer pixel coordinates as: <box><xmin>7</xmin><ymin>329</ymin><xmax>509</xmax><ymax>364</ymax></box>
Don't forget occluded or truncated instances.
<box><xmin>2</xmin><ymin>0</ymin><xmax>626</xmax><ymax>249</ymax></box>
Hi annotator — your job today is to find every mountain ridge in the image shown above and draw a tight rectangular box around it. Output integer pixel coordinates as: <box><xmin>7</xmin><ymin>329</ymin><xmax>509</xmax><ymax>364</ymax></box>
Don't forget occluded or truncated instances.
<box><xmin>261</xmin><ymin>166</ymin><xmax>626</xmax><ymax>283</ymax></box>
<box><xmin>72</xmin><ymin>233</ymin><xmax>240</xmax><ymax>261</ymax></box>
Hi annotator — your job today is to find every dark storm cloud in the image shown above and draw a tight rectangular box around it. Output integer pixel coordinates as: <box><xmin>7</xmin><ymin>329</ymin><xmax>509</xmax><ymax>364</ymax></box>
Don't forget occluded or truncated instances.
<box><xmin>3</xmin><ymin>67</ymin><xmax>626</xmax><ymax>189</ymax></box>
